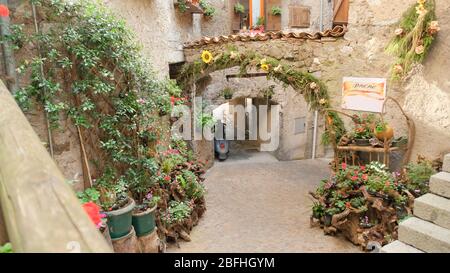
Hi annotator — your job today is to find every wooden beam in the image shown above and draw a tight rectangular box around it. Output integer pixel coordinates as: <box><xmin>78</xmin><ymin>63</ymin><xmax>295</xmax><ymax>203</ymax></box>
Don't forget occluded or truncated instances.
<box><xmin>0</xmin><ymin>81</ymin><xmax>112</xmax><ymax>253</ymax></box>
<box><xmin>226</xmin><ymin>72</ymin><xmax>268</xmax><ymax>80</ymax></box>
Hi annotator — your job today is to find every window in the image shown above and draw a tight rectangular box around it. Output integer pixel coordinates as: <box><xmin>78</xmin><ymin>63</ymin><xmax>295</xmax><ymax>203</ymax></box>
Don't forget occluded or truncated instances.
<box><xmin>249</xmin><ymin>0</ymin><xmax>264</xmax><ymax>28</ymax></box>
<box><xmin>289</xmin><ymin>5</ymin><xmax>310</xmax><ymax>28</ymax></box>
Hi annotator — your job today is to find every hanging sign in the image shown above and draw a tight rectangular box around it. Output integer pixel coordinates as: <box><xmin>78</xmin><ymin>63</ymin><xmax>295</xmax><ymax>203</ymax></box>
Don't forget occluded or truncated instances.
<box><xmin>341</xmin><ymin>77</ymin><xmax>387</xmax><ymax>113</ymax></box>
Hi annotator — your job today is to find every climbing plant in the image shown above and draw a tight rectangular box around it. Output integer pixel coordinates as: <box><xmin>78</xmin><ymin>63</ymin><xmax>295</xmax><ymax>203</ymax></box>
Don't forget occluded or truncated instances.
<box><xmin>12</xmin><ymin>0</ymin><xmax>185</xmax><ymax>209</ymax></box>
<box><xmin>386</xmin><ymin>0</ymin><xmax>439</xmax><ymax>79</ymax></box>
<box><xmin>177</xmin><ymin>48</ymin><xmax>346</xmax><ymax>145</ymax></box>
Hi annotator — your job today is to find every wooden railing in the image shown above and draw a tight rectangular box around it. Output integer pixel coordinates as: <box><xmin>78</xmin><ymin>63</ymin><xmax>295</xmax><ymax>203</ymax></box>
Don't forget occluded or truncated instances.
<box><xmin>0</xmin><ymin>81</ymin><xmax>112</xmax><ymax>252</ymax></box>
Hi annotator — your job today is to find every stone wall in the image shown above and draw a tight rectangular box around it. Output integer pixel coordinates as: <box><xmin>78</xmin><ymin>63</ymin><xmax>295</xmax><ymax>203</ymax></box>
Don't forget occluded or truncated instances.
<box><xmin>183</xmin><ymin>0</ymin><xmax>450</xmax><ymax>161</ymax></box>
<box><xmin>103</xmin><ymin>0</ymin><xmax>332</xmax><ymax>78</ymax></box>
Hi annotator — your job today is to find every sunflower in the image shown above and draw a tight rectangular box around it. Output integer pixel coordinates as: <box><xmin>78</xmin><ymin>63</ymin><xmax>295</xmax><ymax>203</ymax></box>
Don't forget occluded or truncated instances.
<box><xmin>201</xmin><ymin>50</ymin><xmax>213</xmax><ymax>64</ymax></box>
<box><xmin>261</xmin><ymin>63</ymin><xmax>270</xmax><ymax>72</ymax></box>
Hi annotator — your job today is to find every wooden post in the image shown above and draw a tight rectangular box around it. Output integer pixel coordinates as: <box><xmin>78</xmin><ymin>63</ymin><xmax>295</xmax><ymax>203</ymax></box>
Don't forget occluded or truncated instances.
<box><xmin>0</xmin><ymin>81</ymin><xmax>112</xmax><ymax>253</ymax></box>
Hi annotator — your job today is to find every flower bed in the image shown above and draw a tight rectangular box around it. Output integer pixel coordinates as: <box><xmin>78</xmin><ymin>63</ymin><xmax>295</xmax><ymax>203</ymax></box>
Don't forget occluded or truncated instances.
<box><xmin>310</xmin><ymin>159</ymin><xmax>436</xmax><ymax>250</ymax></box>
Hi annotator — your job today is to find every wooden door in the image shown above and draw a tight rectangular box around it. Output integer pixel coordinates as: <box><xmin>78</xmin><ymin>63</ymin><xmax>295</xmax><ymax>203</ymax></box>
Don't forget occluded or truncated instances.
<box><xmin>265</xmin><ymin>0</ymin><xmax>282</xmax><ymax>31</ymax></box>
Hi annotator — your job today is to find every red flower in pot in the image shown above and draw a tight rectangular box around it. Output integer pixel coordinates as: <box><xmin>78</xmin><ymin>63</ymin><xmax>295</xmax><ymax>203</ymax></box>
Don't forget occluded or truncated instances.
<box><xmin>82</xmin><ymin>202</ymin><xmax>106</xmax><ymax>229</ymax></box>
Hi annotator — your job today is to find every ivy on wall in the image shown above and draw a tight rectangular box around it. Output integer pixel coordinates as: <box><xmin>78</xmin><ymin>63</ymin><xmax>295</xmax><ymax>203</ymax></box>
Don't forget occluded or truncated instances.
<box><xmin>386</xmin><ymin>0</ymin><xmax>439</xmax><ymax>79</ymax></box>
<box><xmin>178</xmin><ymin>48</ymin><xmax>346</xmax><ymax>146</ymax></box>
<box><xmin>11</xmin><ymin>0</ymin><xmax>187</xmax><ymax>209</ymax></box>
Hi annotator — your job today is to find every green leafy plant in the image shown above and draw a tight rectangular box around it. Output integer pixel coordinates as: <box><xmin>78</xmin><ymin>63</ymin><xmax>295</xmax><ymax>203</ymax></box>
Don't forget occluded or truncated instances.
<box><xmin>0</xmin><ymin>243</ymin><xmax>12</xmax><ymax>253</ymax></box>
<box><xmin>234</xmin><ymin>2</ymin><xmax>245</xmax><ymax>14</ymax></box>
<box><xmin>177</xmin><ymin>49</ymin><xmax>346</xmax><ymax>148</ymax></box>
<box><xmin>77</xmin><ymin>188</ymin><xmax>101</xmax><ymax>204</ymax></box>
<box><xmin>312</xmin><ymin>202</ymin><xmax>325</xmax><ymax>219</ymax></box>
<box><xmin>271</xmin><ymin>6</ymin><xmax>282</xmax><ymax>16</ymax></box>
<box><xmin>12</xmin><ymin>0</ymin><xmax>183</xmax><ymax>211</ymax></box>
<box><xmin>256</xmin><ymin>16</ymin><xmax>265</xmax><ymax>27</ymax></box>
<box><xmin>403</xmin><ymin>159</ymin><xmax>436</xmax><ymax>195</ymax></box>
<box><xmin>176</xmin><ymin>0</ymin><xmax>188</xmax><ymax>13</ymax></box>
<box><xmin>161</xmin><ymin>200</ymin><xmax>192</xmax><ymax>225</ymax></box>
<box><xmin>222</xmin><ymin>87</ymin><xmax>233</xmax><ymax>99</ymax></box>
<box><xmin>199</xmin><ymin>0</ymin><xmax>215</xmax><ymax>17</ymax></box>
<box><xmin>352</xmin><ymin>114</ymin><xmax>377</xmax><ymax>139</ymax></box>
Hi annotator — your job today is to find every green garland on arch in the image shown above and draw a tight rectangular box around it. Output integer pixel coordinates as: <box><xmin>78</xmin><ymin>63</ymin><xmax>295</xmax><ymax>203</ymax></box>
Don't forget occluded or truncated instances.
<box><xmin>177</xmin><ymin>49</ymin><xmax>346</xmax><ymax>146</ymax></box>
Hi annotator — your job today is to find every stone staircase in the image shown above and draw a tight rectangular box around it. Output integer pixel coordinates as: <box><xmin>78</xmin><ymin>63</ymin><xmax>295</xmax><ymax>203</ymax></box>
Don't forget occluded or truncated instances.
<box><xmin>381</xmin><ymin>154</ymin><xmax>450</xmax><ymax>253</ymax></box>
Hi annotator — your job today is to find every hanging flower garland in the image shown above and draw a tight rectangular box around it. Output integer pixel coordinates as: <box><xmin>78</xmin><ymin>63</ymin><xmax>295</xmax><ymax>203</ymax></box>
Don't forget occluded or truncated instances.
<box><xmin>386</xmin><ymin>0</ymin><xmax>439</xmax><ymax>79</ymax></box>
<box><xmin>178</xmin><ymin>49</ymin><xmax>346</xmax><ymax>145</ymax></box>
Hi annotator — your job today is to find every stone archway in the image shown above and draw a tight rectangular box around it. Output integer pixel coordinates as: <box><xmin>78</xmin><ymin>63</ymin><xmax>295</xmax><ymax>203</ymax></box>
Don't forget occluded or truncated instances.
<box><xmin>196</xmin><ymin>66</ymin><xmax>311</xmax><ymax>161</ymax></box>
<box><xmin>177</xmin><ymin>48</ymin><xmax>346</xmax><ymax>162</ymax></box>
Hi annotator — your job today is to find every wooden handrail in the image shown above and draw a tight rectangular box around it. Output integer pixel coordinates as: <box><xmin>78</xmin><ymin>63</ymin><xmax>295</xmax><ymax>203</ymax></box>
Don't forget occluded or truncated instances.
<box><xmin>0</xmin><ymin>81</ymin><xmax>112</xmax><ymax>253</ymax></box>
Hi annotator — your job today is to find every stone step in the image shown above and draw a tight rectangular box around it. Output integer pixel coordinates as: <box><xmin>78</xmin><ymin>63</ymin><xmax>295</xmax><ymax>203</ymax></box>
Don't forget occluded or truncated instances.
<box><xmin>399</xmin><ymin>217</ymin><xmax>450</xmax><ymax>253</ymax></box>
<box><xmin>444</xmin><ymin>154</ymin><xmax>450</xmax><ymax>173</ymax></box>
<box><xmin>414</xmin><ymin>193</ymin><xmax>450</xmax><ymax>229</ymax></box>
<box><xmin>381</xmin><ymin>240</ymin><xmax>423</xmax><ymax>253</ymax></box>
<box><xmin>430</xmin><ymin>172</ymin><xmax>450</xmax><ymax>198</ymax></box>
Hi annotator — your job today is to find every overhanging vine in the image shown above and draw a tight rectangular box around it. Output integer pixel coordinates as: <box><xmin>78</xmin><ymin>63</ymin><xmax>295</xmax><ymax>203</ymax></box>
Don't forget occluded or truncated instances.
<box><xmin>177</xmin><ymin>48</ymin><xmax>346</xmax><ymax>146</ymax></box>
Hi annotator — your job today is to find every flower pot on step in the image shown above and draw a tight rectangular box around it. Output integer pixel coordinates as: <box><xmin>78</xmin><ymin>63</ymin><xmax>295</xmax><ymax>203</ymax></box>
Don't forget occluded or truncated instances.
<box><xmin>105</xmin><ymin>197</ymin><xmax>135</xmax><ymax>239</ymax></box>
<box><xmin>132</xmin><ymin>205</ymin><xmax>157</xmax><ymax>237</ymax></box>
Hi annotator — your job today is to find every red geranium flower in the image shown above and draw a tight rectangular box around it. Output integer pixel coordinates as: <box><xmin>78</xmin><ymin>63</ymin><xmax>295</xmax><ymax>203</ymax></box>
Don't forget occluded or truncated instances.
<box><xmin>360</xmin><ymin>166</ymin><xmax>366</xmax><ymax>171</ymax></box>
<box><xmin>362</xmin><ymin>174</ymin><xmax>368</xmax><ymax>181</ymax></box>
<box><xmin>341</xmin><ymin>162</ymin><xmax>347</xmax><ymax>170</ymax></box>
<box><xmin>82</xmin><ymin>202</ymin><xmax>105</xmax><ymax>229</ymax></box>
<box><xmin>164</xmin><ymin>175</ymin><xmax>171</xmax><ymax>182</ymax></box>
<box><xmin>351</xmin><ymin>176</ymin><xmax>358</xmax><ymax>181</ymax></box>
<box><xmin>0</xmin><ymin>5</ymin><xmax>9</xmax><ymax>18</ymax></box>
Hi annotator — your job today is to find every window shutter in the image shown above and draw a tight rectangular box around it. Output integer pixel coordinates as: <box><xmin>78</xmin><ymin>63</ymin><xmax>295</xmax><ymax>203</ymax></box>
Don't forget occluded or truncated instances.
<box><xmin>289</xmin><ymin>5</ymin><xmax>310</xmax><ymax>28</ymax></box>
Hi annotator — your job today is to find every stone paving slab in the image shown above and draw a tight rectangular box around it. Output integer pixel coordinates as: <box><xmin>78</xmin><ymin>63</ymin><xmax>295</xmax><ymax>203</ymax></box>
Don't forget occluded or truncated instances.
<box><xmin>168</xmin><ymin>158</ymin><xmax>360</xmax><ymax>253</ymax></box>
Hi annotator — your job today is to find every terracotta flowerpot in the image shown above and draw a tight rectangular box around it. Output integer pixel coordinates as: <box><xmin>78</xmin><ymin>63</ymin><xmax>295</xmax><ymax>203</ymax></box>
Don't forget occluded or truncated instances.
<box><xmin>374</xmin><ymin>125</ymin><xmax>394</xmax><ymax>141</ymax></box>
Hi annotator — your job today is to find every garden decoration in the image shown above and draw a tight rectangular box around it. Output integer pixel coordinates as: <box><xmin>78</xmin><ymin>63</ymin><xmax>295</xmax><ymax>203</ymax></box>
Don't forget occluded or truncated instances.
<box><xmin>177</xmin><ymin>49</ymin><xmax>347</xmax><ymax>147</ymax></box>
<box><xmin>11</xmin><ymin>0</ymin><xmax>206</xmax><ymax>248</ymax></box>
<box><xmin>310</xmin><ymin>157</ymin><xmax>436</xmax><ymax>250</ymax></box>
<box><xmin>326</xmin><ymin>97</ymin><xmax>415</xmax><ymax>171</ymax></box>
<box><xmin>387</xmin><ymin>0</ymin><xmax>439</xmax><ymax>79</ymax></box>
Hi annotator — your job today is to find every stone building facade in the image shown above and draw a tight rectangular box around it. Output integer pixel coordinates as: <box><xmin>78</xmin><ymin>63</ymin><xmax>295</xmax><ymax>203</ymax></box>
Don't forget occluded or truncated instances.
<box><xmin>103</xmin><ymin>0</ymin><xmax>334</xmax><ymax>78</ymax></box>
<box><xmin>181</xmin><ymin>0</ymin><xmax>450</xmax><ymax>162</ymax></box>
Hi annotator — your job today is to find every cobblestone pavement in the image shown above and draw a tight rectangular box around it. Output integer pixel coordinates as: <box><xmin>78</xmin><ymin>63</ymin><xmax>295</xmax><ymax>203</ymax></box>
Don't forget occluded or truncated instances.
<box><xmin>168</xmin><ymin>156</ymin><xmax>360</xmax><ymax>253</ymax></box>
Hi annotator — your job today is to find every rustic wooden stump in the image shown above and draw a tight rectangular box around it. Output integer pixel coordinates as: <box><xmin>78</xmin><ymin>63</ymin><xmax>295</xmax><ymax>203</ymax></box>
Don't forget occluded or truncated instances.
<box><xmin>137</xmin><ymin>228</ymin><xmax>160</xmax><ymax>253</ymax></box>
<box><xmin>111</xmin><ymin>227</ymin><xmax>140</xmax><ymax>253</ymax></box>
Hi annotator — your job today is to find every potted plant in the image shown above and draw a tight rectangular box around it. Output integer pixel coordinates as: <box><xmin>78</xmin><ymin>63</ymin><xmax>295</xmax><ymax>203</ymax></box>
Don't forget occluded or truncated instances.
<box><xmin>352</xmin><ymin>114</ymin><xmax>376</xmax><ymax>146</ymax></box>
<box><xmin>255</xmin><ymin>16</ymin><xmax>265</xmax><ymax>31</ymax></box>
<box><xmin>222</xmin><ymin>87</ymin><xmax>233</xmax><ymax>100</ymax></box>
<box><xmin>374</xmin><ymin>121</ymin><xmax>394</xmax><ymax>141</ymax></box>
<box><xmin>234</xmin><ymin>2</ymin><xmax>245</xmax><ymax>14</ymax></box>
<box><xmin>93</xmin><ymin>168</ymin><xmax>136</xmax><ymax>240</ymax></box>
<box><xmin>199</xmin><ymin>0</ymin><xmax>215</xmax><ymax>17</ymax></box>
<box><xmin>271</xmin><ymin>6</ymin><xmax>282</xmax><ymax>16</ymax></box>
<box><xmin>132</xmin><ymin>192</ymin><xmax>160</xmax><ymax>237</ymax></box>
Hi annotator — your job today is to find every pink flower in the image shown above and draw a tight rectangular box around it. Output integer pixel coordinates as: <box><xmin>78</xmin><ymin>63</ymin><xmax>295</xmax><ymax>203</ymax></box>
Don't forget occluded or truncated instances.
<box><xmin>164</xmin><ymin>175</ymin><xmax>171</xmax><ymax>182</ymax></box>
<box><xmin>341</xmin><ymin>162</ymin><xmax>347</xmax><ymax>170</ymax></box>
<box><xmin>362</xmin><ymin>174</ymin><xmax>368</xmax><ymax>181</ymax></box>
<box><xmin>360</xmin><ymin>166</ymin><xmax>366</xmax><ymax>171</ymax></box>
<box><xmin>136</xmin><ymin>98</ymin><xmax>146</xmax><ymax>104</ymax></box>
<box><xmin>351</xmin><ymin>176</ymin><xmax>358</xmax><ymax>181</ymax></box>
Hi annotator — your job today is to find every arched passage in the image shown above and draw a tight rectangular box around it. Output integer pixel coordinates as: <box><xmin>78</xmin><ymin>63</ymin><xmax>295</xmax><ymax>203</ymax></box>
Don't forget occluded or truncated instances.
<box><xmin>177</xmin><ymin>49</ymin><xmax>346</xmax><ymax>161</ymax></box>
